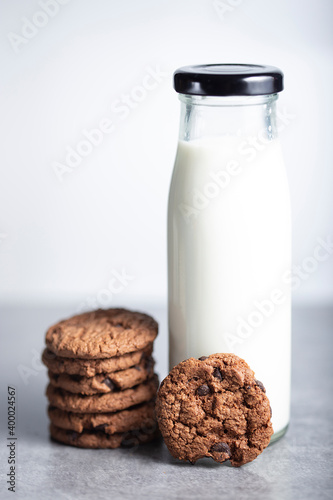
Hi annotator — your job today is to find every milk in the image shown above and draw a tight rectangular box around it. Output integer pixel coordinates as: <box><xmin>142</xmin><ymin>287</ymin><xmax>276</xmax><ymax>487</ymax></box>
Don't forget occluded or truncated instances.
<box><xmin>168</xmin><ymin>136</ymin><xmax>291</xmax><ymax>436</ymax></box>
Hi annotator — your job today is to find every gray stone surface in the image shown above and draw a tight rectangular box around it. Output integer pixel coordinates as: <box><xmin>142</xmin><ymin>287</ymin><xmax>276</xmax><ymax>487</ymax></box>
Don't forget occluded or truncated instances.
<box><xmin>0</xmin><ymin>304</ymin><xmax>332</xmax><ymax>499</ymax></box>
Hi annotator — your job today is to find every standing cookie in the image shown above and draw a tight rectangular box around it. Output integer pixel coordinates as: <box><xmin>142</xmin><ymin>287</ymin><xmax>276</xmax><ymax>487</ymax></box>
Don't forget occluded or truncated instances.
<box><xmin>155</xmin><ymin>353</ymin><xmax>273</xmax><ymax>467</ymax></box>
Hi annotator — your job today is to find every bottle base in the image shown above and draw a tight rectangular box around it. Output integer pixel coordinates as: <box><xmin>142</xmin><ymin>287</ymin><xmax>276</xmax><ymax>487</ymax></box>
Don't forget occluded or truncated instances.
<box><xmin>269</xmin><ymin>423</ymin><xmax>289</xmax><ymax>444</ymax></box>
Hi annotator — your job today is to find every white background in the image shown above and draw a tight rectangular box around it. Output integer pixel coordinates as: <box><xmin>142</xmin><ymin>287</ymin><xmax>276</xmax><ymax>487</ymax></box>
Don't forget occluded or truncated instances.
<box><xmin>0</xmin><ymin>0</ymin><xmax>332</xmax><ymax>309</ymax></box>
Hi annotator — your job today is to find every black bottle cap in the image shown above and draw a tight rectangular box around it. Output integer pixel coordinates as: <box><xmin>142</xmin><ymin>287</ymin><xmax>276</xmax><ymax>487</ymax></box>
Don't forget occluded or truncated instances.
<box><xmin>174</xmin><ymin>64</ymin><xmax>283</xmax><ymax>96</ymax></box>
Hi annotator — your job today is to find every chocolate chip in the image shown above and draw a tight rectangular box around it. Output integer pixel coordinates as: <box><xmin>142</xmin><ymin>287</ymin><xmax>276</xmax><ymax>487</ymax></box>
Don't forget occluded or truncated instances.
<box><xmin>102</xmin><ymin>377</ymin><xmax>116</xmax><ymax>391</ymax></box>
<box><xmin>210</xmin><ymin>442</ymin><xmax>231</xmax><ymax>456</ymax></box>
<box><xmin>121</xmin><ymin>437</ymin><xmax>135</xmax><ymax>447</ymax></box>
<box><xmin>94</xmin><ymin>423</ymin><xmax>107</xmax><ymax>432</ymax></box>
<box><xmin>145</xmin><ymin>357</ymin><xmax>154</xmax><ymax>372</ymax></box>
<box><xmin>255</xmin><ymin>379</ymin><xmax>266</xmax><ymax>393</ymax></box>
<box><xmin>197</xmin><ymin>384</ymin><xmax>210</xmax><ymax>396</ymax></box>
<box><xmin>44</xmin><ymin>349</ymin><xmax>57</xmax><ymax>360</ymax></box>
<box><xmin>198</xmin><ymin>356</ymin><xmax>208</xmax><ymax>361</ymax></box>
<box><xmin>213</xmin><ymin>367</ymin><xmax>223</xmax><ymax>381</ymax></box>
<box><xmin>67</xmin><ymin>431</ymin><xmax>78</xmax><ymax>441</ymax></box>
<box><xmin>121</xmin><ymin>431</ymin><xmax>139</xmax><ymax>447</ymax></box>
<box><xmin>134</xmin><ymin>365</ymin><xmax>142</xmax><ymax>371</ymax></box>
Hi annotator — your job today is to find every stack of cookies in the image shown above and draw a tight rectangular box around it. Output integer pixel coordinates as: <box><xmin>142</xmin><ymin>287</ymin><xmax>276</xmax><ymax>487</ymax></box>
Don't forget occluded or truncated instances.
<box><xmin>42</xmin><ymin>308</ymin><xmax>160</xmax><ymax>448</ymax></box>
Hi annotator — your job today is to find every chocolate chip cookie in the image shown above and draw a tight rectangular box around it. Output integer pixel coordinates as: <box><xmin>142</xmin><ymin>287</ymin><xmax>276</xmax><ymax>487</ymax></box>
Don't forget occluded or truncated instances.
<box><xmin>48</xmin><ymin>400</ymin><xmax>156</xmax><ymax>434</ymax></box>
<box><xmin>45</xmin><ymin>309</ymin><xmax>158</xmax><ymax>359</ymax></box>
<box><xmin>48</xmin><ymin>356</ymin><xmax>155</xmax><ymax>394</ymax></box>
<box><xmin>155</xmin><ymin>353</ymin><xmax>273</xmax><ymax>467</ymax></box>
<box><xmin>47</xmin><ymin>375</ymin><xmax>159</xmax><ymax>413</ymax></box>
<box><xmin>50</xmin><ymin>423</ymin><xmax>160</xmax><ymax>449</ymax></box>
<box><xmin>42</xmin><ymin>345</ymin><xmax>153</xmax><ymax>377</ymax></box>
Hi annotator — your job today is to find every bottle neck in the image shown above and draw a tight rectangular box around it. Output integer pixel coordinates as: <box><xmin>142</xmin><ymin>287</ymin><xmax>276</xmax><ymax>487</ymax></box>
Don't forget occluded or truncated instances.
<box><xmin>178</xmin><ymin>94</ymin><xmax>279</xmax><ymax>142</ymax></box>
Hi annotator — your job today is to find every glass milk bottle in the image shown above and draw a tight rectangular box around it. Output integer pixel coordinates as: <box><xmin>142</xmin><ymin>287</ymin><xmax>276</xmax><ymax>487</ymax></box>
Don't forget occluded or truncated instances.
<box><xmin>168</xmin><ymin>64</ymin><xmax>291</xmax><ymax>440</ymax></box>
